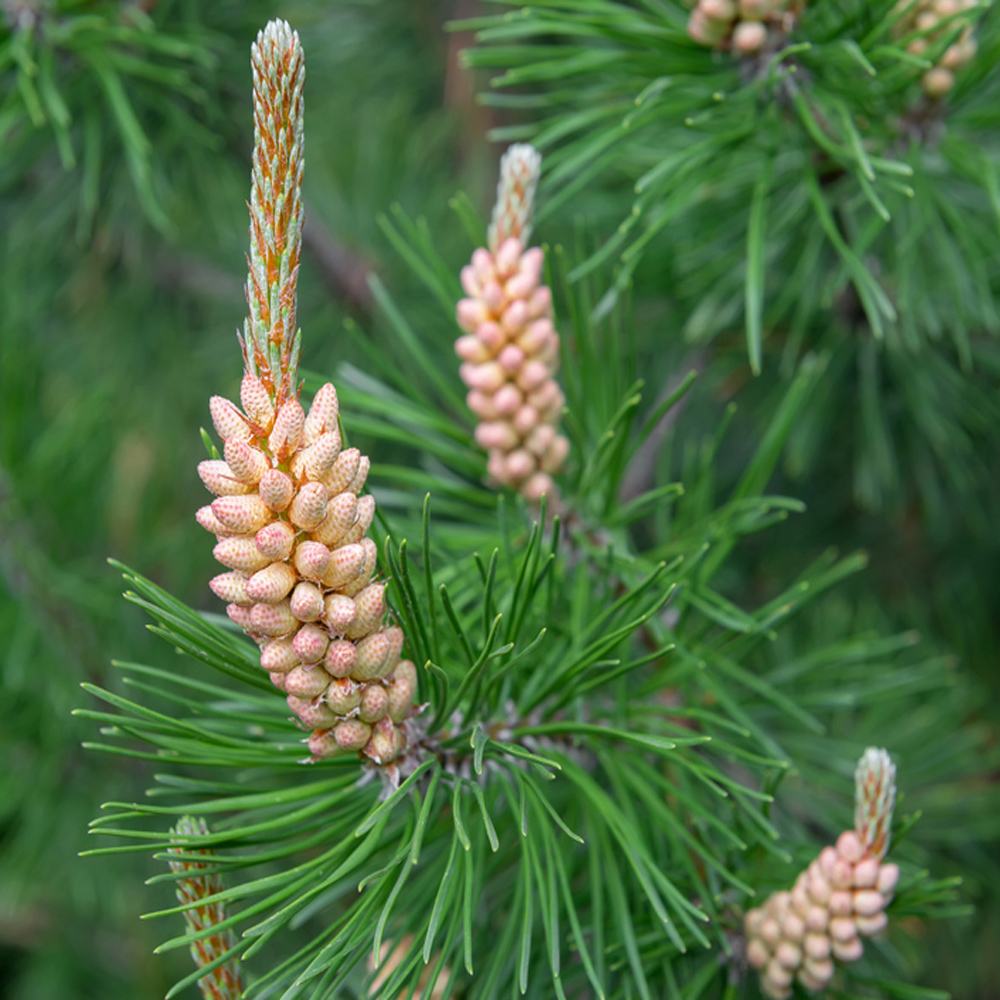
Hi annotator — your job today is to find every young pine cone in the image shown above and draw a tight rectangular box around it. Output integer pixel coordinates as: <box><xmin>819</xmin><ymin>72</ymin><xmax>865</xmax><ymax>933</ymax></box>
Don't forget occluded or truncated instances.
<box><xmin>688</xmin><ymin>0</ymin><xmax>802</xmax><ymax>54</ymax></box>
<box><xmin>893</xmin><ymin>0</ymin><xmax>979</xmax><ymax>98</ymax></box>
<box><xmin>456</xmin><ymin>144</ymin><xmax>569</xmax><ymax>501</ymax></box>
<box><xmin>744</xmin><ymin>749</ymin><xmax>899</xmax><ymax>998</ymax></box>
<box><xmin>199</xmin><ymin>378</ymin><xmax>416</xmax><ymax>765</ymax></box>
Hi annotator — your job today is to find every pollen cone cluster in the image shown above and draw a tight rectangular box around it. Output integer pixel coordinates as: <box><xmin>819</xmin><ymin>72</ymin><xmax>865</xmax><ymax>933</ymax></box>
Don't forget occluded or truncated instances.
<box><xmin>688</xmin><ymin>0</ymin><xmax>803</xmax><ymax>54</ymax></box>
<box><xmin>744</xmin><ymin>749</ymin><xmax>899</xmax><ymax>998</ymax></box>
<box><xmin>893</xmin><ymin>0</ymin><xmax>978</xmax><ymax>97</ymax></box>
<box><xmin>199</xmin><ymin>378</ymin><xmax>416</xmax><ymax>764</ymax></box>
<box><xmin>197</xmin><ymin>19</ymin><xmax>415</xmax><ymax>766</ymax></box>
<box><xmin>168</xmin><ymin>816</ymin><xmax>244</xmax><ymax>1000</ymax></box>
<box><xmin>456</xmin><ymin>144</ymin><xmax>568</xmax><ymax>501</ymax></box>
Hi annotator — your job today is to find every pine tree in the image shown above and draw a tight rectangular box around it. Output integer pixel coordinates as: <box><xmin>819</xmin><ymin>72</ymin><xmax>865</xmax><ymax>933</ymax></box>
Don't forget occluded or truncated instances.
<box><xmin>72</xmin><ymin>10</ymin><xmax>1000</xmax><ymax>999</ymax></box>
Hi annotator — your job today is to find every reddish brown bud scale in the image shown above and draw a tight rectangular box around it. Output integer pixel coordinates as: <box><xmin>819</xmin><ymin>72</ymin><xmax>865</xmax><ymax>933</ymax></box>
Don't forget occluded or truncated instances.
<box><xmin>167</xmin><ymin>816</ymin><xmax>244</xmax><ymax>1000</ymax></box>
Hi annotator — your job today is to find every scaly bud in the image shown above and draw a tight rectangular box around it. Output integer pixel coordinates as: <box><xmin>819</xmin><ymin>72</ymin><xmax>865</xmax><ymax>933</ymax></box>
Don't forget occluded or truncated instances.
<box><xmin>294</xmin><ymin>540</ymin><xmax>331</xmax><ymax>580</ymax></box>
<box><xmin>488</xmin><ymin>143</ymin><xmax>542</xmax><ymax>252</ymax></box>
<box><xmin>223</xmin><ymin>440</ymin><xmax>269</xmax><ymax>484</ymax></box>
<box><xmin>167</xmin><ymin>816</ymin><xmax>244</xmax><ymax>1000</ymax></box>
<box><xmin>292</xmin><ymin>622</ymin><xmax>329</xmax><ymax>664</ymax></box>
<box><xmin>198</xmin><ymin>460</ymin><xmax>250</xmax><ymax>497</ymax></box>
<box><xmin>209</xmin><ymin>396</ymin><xmax>251</xmax><ymax>443</ymax></box>
<box><xmin>285</xmin><ymin>663</ymin><xmax>331</xmax><ymax>698</ymax></box>
<box><xmin>240</xmin><ymin>373</ymin><xmax>274</xmax><ymax>428</ymax></box>
<box><xmin>258</xmin><ymin>468</ymin><xmax>295</xmax><ymax>511</ymax></box>
<box><xmin>246</xmin><ymin>562</ymin><xmax>298</xmax><ymax>603</ymax></box>
<box><xmin>249</xmin><ymin>600</ymin><xmax>297</xmax><ymax>637</ymax></box>
<box><xmin>213</xmin><ymin>537</ymin><xmax>271</xmax><ymax>573</ymax></box>
<box><xmin>287</xmin><ymin>695</ymin><xmax>337</xmax><ymax>728</ymax></box>
<box><xmin>255</xmin><ymin>520</ymin><xmax>296</xmax><ymax>561</ymax></box>
<box><xmin>289</xmin><ymin>581</ymin><xmax>324</xmax><ymax>622</ymax></box>
<box><xmin>240</xmin><ymin>19</ymin><xmax>305</xmax><ymax>404</ymax></box>
<box><xmin>210</xmin><ymin>572</ymin><xmax>252</xmax><ymax>607</ymax></box>
<box><xmin>289</xmin><ymin>481</ymin><xmax>328</xmax><ymax>530</ymax></box>
<box><xmin>269</xmin><ymin>399</ymin><xmax>305</xmax><ymax>456</ymax></box>
<box><xmin>212</xmin><ymin>495</ymin><xmax>271</xmax><ymax>533</ymax></box>
<box><xmin>304</xmin><ymin>382</ymin><xmax>339</xmax><ymax>443</ymax></box>
<box><xmin>854</xmin><ymin>747</ymin><xmax>896</xmax><ymax>860</ymax></box>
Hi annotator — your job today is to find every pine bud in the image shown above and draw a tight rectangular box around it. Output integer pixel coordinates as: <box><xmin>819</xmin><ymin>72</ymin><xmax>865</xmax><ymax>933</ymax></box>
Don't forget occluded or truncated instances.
<box><xmin>290</xmin><ymin>581</ymin><xmax>325</xmax><ymax>622</ymax></box>
<box><xmin>294</xmin><ymin>540</ymin><xmax>332</xmax><ymax>580</ymax></box>
<box><xmin>240</xmin><ymin>373</ymin><xmax>274</xmax><ymax>429</ymax></box>
<box><xmin>246</xmin><ymin>562</ymin><xmax>298</xmax><ymax>603</ymax></box>
<box><xmin>269</xmin><ymin>398</ymin><xmax>305</xmax><ymax>456</ymax></box>
<box><xmin>168</xmin><ymin>816</ymin><xmax>244</xmax><ymax>1000</ymax></box>
<box><xmin>255</xmin><ymin>520</ymin><xmax>296</xmax><ymax>560</ymax></box>
<box><xmin>289</xmin><ymin>481</ymin><xmax>329</xmax><ymax>529</ymax></box>
<box><xmin>292</xmin><ymin>622</ymin><xmax>329</xmax><ymax>664</ymax></box>
<box><xmin>854</xmin><ymin>747</ymin><xmax>896</xmax><ymax>860</ymax></box>
<box><xmin>258</xmin><ymin>469</ymin><xmax>295</xmax><ymax>511</ymax></box>
<box><xmin>287</xmin><ymin>695</ymin><xmax>338</xmax><ymax>728</ymax></box>
<box><xmin>260</xmin><ymin>637</ymin><xmax>299</xmax><ymax>673</ymax></box>
<box><xmin>249</xmin><ymin>600</ymin><xmax>297</xmax><ymax>637</ymax></box>
<box><xmin>209</xmin><ymin>396</ymin><xmax>251</xmax><ymax>443</ymax></box>
<box><xmin>214</xmin><ymin>537</ymin><xmax>271</xmax><ymax>573</ymax></box>
<box><xmin>334</xmin><ymin>719</ymin><xmax>372</xmax><ymax>752</ymax></box>
<box><xmin>212</xmin><ymin>495</ymin><xmax>271</xmax><ymax>533</ymax></box>
<box><xmin>285</xmin><ymin>663</ymin><xmax>331</xmax><ymax>698</ymax></box>
<box><xmin>198</xmin><ymin>460</ymin><xmax>250</xmax><ymax>497</ymax></box>
<box><xmin>210</xmin><ymin>572</ymin><xmax>252</xmax><ymax>607</ymax></box>
<box><xmin>304</xmin><ymin>382</ymin><xmax>339</xmax><ymax>443</ymax></box>
<box><xmin>223</xmin><ymin>440</ymin><xmax>269</xmax><ymax>484</ymax></box>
